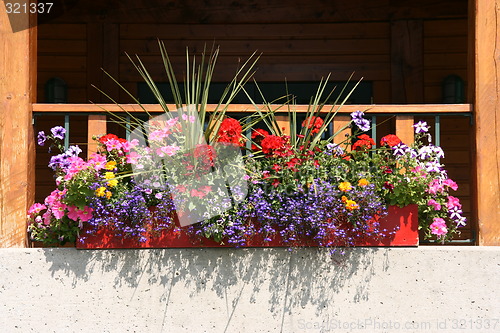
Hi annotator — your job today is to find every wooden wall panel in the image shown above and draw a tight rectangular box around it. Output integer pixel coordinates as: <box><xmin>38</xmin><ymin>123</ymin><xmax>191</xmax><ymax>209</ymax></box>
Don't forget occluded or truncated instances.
<box><xmin>37</xmin><ymin>23</ymin><xmax>88</xmax><ymax>103</ymax></box>
<box><xmin>118</xmin><ymin>22</ymin><xmax>391</xmax><ymax>102</ymax></box>
<box><xmin>423</xmin><ymin>19</ymin><xmax>468</xmax><ymax>103</ymax></box>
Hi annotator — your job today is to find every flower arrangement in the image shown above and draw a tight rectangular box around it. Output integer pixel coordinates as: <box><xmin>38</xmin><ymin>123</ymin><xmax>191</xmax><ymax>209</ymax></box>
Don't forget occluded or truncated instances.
<box><xmin>28</xmin><ymin>47</ymin><xmax>466</xmax><ymax>247</ymax></box>
<box><xmin>29</xmin><ymin>115</ymin><xmax>465</xmax><ymax>247</ymax></box>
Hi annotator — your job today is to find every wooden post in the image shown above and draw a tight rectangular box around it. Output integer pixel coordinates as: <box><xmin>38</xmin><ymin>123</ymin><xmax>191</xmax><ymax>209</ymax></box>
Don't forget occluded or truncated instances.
<box><xmin>87</xmin><ymin>115</ymin><xmax>108</xmax><ymax>158</ymax></box>
<box><xmin>333</xmin><ymin>115</ymin><xmax>351</xmax><ymax>149</ymax></box>
<box><xmin>0</xmin><ymin>4</ymin><xmax>37</xmax><ymax>247</ymax></box>
<box><xmin>472</xmin><ymin>0</ymin><xmax>500</xmax><ymax>245</ymax></box>
<box><xmin>275</xmin><ymin>115</ymin><xmax>290</xmax><ymax>135</ymax></box>
<box><xmin>395</xmin><ymin>115</ymin><xmax>415</xmax><ymax>145</ymax></box>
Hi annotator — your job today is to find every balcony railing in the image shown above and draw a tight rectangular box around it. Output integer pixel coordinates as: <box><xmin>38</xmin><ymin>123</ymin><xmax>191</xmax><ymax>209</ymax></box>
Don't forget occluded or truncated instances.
<box><xmin>33</xmin><ymin>103</ymin><xmax>472</xmax><ymax>156</ymax></box>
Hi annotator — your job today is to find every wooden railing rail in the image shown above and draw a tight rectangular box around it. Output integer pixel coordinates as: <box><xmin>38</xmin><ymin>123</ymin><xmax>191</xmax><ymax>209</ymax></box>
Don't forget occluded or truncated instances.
<box><xmin>32</xmin><ymin>103</ymin><xmax>472</xmax><ymax>113</ymax></box>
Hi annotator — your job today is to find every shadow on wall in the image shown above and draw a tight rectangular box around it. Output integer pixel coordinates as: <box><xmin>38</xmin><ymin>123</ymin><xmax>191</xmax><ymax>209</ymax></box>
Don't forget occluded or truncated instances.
<box><xmin>38</xmin><ymin>247</ymin><xmax>392</xmax><ymax>332</ymax></box>
<box><xmin>42</xmin><ymin>247</ymin><xmax>386</xmax><ymax>304</ymax></box>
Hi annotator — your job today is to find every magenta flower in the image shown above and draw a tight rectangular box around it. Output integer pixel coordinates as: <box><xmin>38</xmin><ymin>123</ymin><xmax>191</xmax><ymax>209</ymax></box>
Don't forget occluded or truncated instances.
<box><xmin>427</xmin><ymin>179</ymin><xmax>444</xmax><ymax>195</ymax></box>
<box><xmin>446</xmin><ymin>196</ymin><xmax>462</xmax><ymax>210</ymax></box>
<box><xmin>105</xmin><ymin>138</ymin><xmax>123</xmax><ymax>151</ymax></box>
<box><xmin>44</xmin><ymin>189</ymin><xmax>66</xmax><ymax>206</ymax></box>
<box><xmin>156</xmin><ymin>145</ymin><xmax>180</xmax><ymax>157</ymax></box>
<box><xmin>427</xmin><ymin>199</ymin><xmax>441</xmax><ymax>211</ymax></box>
<box><xmin>78</xmin><ymin>206</ymin><xmax>94</xmax><ymax>222</ymax></box>
<box><xmin>148</xmin><ymin>130</ymin><xmax>167</xmax><ymax>142</ymax></box>
<box><xmin>121</xmin><ymin>139</ymin><xmax>140</xmax><ymax>152</ymax></box>
<box><xmin>67</xmin><ymin>206</ymin><xmax>94</xmax><ymax>222</ymax></box>
<box><xmin>28</xmin><ymin>203</ymin><xmax>47</xmax><ymax>215</ymax></box>
<box><xmin>51</xmin><ymin>202</ymin><xmax>67</xmax><ymax>219</ymax></box>
<box><xmin>67</xmin><ymin>206</ymin><xmax>81</xmax><ymax>221</ymax></box>
<box><xmin>126</xmin><ymin>151</ymin><xmax>141</xmax><ymax>164</ymax></box>
<box><xmin>430</xmin><ymin>218</ymin><xmax>448</xmax><ymax>236</ymax></box>
<box><xmin>89</xmin><ymin>153</ymin><xmax>107</xmax><ymax>171</ymax></box>
<box><xmin>443</xmin><ymin>179</ymin><xmax>458</xmax><ymax>191</ymax></box>
<box><xmin>42</xmin><ymin>210</ymin><xmax>52</xmax><ymax>226</ymax></box>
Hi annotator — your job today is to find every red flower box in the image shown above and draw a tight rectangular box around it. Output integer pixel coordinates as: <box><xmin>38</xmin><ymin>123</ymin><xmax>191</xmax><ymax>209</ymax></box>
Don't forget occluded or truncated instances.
<box><xmin>76</xmin><ymin>205</ymin><xmax>418</xmax><ymax>249</ymax></box>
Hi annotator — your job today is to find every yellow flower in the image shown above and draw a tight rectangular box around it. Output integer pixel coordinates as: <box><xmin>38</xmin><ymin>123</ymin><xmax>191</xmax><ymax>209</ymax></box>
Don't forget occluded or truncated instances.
<box><xmin>345</xmin><ymin>199</ymin><xmax>359</xmax><ymax>210</ymax></box>
<box><xmin>107</xmin><ymin>179</ymin><xmax>118</xmax><ymax>187</ymax></box>
<box><xmin>95</xmin><ymin>186</ymin><xmax>106</xmax><ymax>197</ymax></box>
<box><xmin>341</xmin><ymin>196</ymin><xmax>348</xmax><ymax>203</ymax></box>
<box><xmin>104</xmin><ymin>172</ymin><xmax>115</xmax><ymax>180</ymax></box>
<box><xmin>105</xmin><ymin>161</ymin><xmax>117</xmax><ymax>170</ymax></box>
<box><xmin>358</xmin><ymin>178</ymin><xmax>369</xmax><ymax>187</ymax></box>
<box><xmin>338</xmin><ymin>182</ymin><xmax>352</xmax><ymax>192</ymax></box>
<box><xmin>106</xmin><ymin>191</ymin><xmax>112</xmax><ymax>199</ymax></box>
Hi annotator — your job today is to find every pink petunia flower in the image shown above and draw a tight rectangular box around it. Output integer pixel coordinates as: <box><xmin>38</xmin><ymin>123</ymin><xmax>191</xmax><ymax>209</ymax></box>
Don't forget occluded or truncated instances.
<box><xmin>28</xmin><ymin>203</ymin><xmax>47</xmax><ymax>215</ymax></box>
<box><xmin>67</xmin><ymin>206</ymin><xmax>81</xmax><ymax>221</ymax></box>
<box><xmin>42</xmin><ymin>210</ymin><xmax>52</xmax><ymax>226</ymax></box>
<box><xmin>126</xmin><ymin>151</ymin><xmax>141</xmax><ymax>164</ymax></box>
<box><xmin>121</xmin><ymin>139</ymin><xmax>140</xmax><ymax>152</ymax></box>
<box><xmin>446</xmin><ymin>196</ymin><xmax>462</xmax><ymax>210</ymax></box>
<box><xmin>430</xmin><ymin>218</ymin><xmax>448</xmax><ymax>236</ymax></box>
<box><xmin>427</xmin><ymin>179</ymin><xmax>444</xmax><ymax>195</ymax></box>
<box><xmin>156</xmin><ymin>145</ymin><xmax>180</xmax><ymax>157</ymax></box>
<box><xmin>105</xmin><ymin>138</ymin><xmax>123</xmax><ymax>151</ymax></box>
<box><xmin>427</xmin><ymin>199</ymin><xmax>441</xmax><ymax>211</ymax></box>
<box><xmin>51</xmin><ymin>202</ymin><xmax>67</xmax><ymax>219</ymax></box>
<box><xmin>44</xmin><ymin>189</ymin><xmax>66</xmax><ymax>206</ymax></box>
<box><xmin>443</xmin><ymin>178</ymin><xmax>458</xmax><ymax>191</ymax></box>
<box><xmin>78</xmin><ymin>206</ymin><xmax>94</xmax><ymax>222</ymax></box>
<box><xmin>89</xmin><ymin>153</ymin><xmax>107</xmax><ymax>171</ymax></box>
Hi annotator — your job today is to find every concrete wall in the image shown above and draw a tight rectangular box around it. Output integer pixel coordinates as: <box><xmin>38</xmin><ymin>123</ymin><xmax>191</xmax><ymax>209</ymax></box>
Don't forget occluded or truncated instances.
<box><xmin>0</xmin><ymin>247</ymin><xmax>499</xmax><ymax>333</ymax></box>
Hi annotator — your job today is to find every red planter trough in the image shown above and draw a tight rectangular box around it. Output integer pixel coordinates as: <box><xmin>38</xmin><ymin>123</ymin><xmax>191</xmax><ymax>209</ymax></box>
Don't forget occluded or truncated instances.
<box><xmin>76</xmin><ymin>205</ymin><xmax>418</xmax><ymax>249</ymax></box>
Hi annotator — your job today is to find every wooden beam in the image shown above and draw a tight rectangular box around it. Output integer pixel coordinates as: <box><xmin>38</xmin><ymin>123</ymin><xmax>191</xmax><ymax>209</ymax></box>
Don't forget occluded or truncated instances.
<box><xmin>32</xmin><ymin>103</ymin><xmax>473</xmax><ymax>114</ymax></box>
<box><xmin>0</xmin><ymin>3</ymin><xmax>37</xmax><ymax>247</ymax></box>
<box><xmin>472</xmin><ymin>0</ymin><xmax>500</xmax><ymax>245</ymax></box>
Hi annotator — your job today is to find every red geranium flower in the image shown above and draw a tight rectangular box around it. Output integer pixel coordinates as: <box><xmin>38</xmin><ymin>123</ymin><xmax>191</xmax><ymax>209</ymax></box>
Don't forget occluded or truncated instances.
<box><xmin>261</xmin><ymin>135</ymin><xmax>285</xmax><ymax>155</ymax></box>
<box><xmin>193</xmin><ymin>144</ymin><xmax>216</xmax><ymax>167</ymax></box>
<box><xmin>217</xmin><ymin>118</ymin><xmax>243</xmax><ymax>147</ymax></box>
<box><xmin>352</xmin><ymin>134</ymin><xmax>375</xmax><ymax>151</ymax></box>
<box><xmin>99</xmin><ymin>134</ymin><xmax>119</xmax><ymax>144</ymax></box>
<box><xmin>251</xmin><ymin>128</ymin><xmax>269</xmax><ymax>140</ymax></box>
<box><xmin>380</xmin><ymin>134</ymin><xmax>402</xmax><ymax>147</ymax></box>
<box><xmin>251</xmin><ymin>128</ymin><xmax>269</xmax><ymax>150</ymax></box>
<box><xmin>301</xmin><ymin>116</ymin><xmax>324</xmax><ymax>134</ymax></box>
<box><xmin>285</xmin><ymin>158</ymin><xmax>301</xmax><ymax>171</ymax></box>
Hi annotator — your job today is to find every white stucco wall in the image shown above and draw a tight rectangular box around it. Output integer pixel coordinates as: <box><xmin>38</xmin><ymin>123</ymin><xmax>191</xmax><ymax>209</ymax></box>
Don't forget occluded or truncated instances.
<box><xmin>0</xmin><ymin>247</ymin><xmax>499</xmax><ymax>333</ymax></box>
